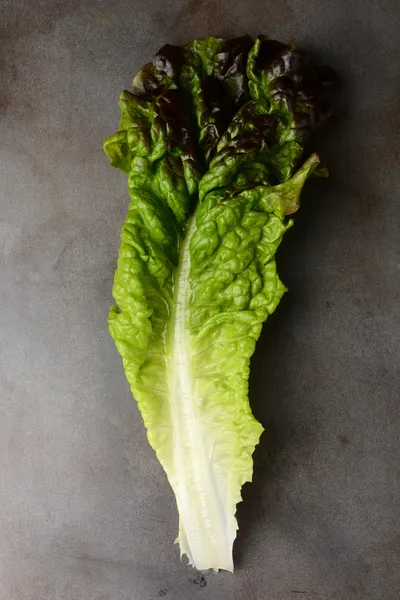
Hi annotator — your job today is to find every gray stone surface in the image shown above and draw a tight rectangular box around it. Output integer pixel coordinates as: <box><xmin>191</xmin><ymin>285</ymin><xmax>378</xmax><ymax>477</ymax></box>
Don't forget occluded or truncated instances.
<box><xmin>1</xmin><ymin>1</ymin><xmax>400</xmax><ymax>598</ymax></box>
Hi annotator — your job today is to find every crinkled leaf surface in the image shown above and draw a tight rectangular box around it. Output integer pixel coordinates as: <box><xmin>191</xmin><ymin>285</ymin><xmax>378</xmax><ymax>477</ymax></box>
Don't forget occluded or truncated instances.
<box><xmin>104</xmin><ymin>35</ymin><xmax>331</xmax><ymax>571</ymax></box>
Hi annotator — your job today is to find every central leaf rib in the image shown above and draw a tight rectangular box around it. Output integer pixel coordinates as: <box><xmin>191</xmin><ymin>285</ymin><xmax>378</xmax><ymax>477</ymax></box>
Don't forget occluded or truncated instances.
<box><xmin>168</xmin><ymin>216</ymin><xmax>235</xmax><ymax>571</ymax></box>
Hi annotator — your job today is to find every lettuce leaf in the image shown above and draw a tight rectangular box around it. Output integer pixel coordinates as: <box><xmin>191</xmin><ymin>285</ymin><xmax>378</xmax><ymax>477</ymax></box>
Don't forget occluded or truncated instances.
<box><xmin>104</xmin><ymin>35</ymin><xmax>332</xmax><ymax>571</ymax></box>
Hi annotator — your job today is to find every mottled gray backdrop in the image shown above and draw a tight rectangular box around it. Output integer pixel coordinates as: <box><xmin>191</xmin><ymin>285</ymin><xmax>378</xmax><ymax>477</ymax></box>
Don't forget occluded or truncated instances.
<box><xmin>1</xmin><ymin>0</ymin><xmax>399</xmax><ymax>598</ymax></box>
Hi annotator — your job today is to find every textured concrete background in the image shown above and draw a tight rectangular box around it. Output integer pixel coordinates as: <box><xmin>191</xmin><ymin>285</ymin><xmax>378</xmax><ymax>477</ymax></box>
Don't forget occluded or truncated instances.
<box><xmin>1</xmin><ymin>1</ymin><xmax>400</xmax><ymax>598</ymax></box>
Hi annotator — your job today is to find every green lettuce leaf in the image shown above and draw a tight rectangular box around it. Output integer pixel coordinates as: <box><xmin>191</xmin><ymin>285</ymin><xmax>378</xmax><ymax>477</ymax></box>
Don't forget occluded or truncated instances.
<box><xmin>104</xmin><ymin>35</ymin><xmax>332</xmax><ymax>571</ymax></box>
